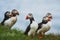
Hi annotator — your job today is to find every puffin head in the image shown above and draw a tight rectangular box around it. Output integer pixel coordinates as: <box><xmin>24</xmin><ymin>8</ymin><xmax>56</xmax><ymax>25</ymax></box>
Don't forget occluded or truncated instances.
<box><xmin>11</xmin><ymin>9</ymin><xmax>19</xmax><ymax>16</ymax></box>
<box><xmin>45</xmin><ymin>13</ymin><xmax>53</xmax><ymax>21</ymax></box>
<box><xmin>26</xmin><ymin>13</ymin><xmax>33</xmax><ymax>20</ymax></box>
<box><xmin>5</xmin><ymin>11</ymin><xmax>11</xmax><ymax>18</ymax></box>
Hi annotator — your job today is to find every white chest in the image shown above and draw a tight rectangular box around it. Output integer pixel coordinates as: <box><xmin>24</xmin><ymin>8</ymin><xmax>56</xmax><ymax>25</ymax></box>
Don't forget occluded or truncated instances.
<box><xmin>30</xmin><ymin>21</ymin><xmax>38</xmax><ymax>30</ymax></box>
<box><xmin>42</xmin><ymin>24</ymin><xmax>50</xmax><ymax>31</ymax></box>
<box><xmin>4</xmin><ymin>17</ymin><xmax>17</xmax><ymax>27</ymax></box>
<box><xmin>41</xmin><ymin>21</ymin><xmax>51</xmax><ymax>32</ymax></box>
<box><xmin>37</xmin><ymin>21</ymin><xmax>52</xmax><ymax>34</ymax></box>
<box><xmin>28</xmin><ymin>21</ymin><xmax>38</xmax><ymax>36</ymax></box>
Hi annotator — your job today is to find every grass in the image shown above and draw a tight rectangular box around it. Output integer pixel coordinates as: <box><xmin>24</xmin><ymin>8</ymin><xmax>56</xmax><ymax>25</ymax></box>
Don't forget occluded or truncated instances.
<box><xmin>0</xmin><ymin>24</ymin><xmax>60</xmax><ymax>40</ymax></box>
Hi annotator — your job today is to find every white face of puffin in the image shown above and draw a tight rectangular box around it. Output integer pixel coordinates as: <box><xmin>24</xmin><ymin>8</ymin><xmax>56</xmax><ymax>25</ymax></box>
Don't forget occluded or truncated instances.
<box><xmin>47</xmin><ymin>15</ymin><xmax>52</xmax><ymax>21</ymax></box>
<box><xmin>26</xmin><ymin>13</ymin><xmax>33</xmax><ymax>20</ymax></box>
<box><xmin>5</xmin><ymin>12</ymin><xmax>12</xmax><ymax>18</ymax></box>
<box><xmin>11</xmin><ymin>9</ymin><xmax>19</xmax><ymax>17</ymax></box>
<box><xmin>8</xmin><ymin>13</ymin><xmax>13</xmax><ymax>17</ymax></box>
<box><xmin>45</xmin><ymin>13</ymin><xmax>53</xmax><ymax>21</ymax></box>
<box><xmin>43</xmin><ymin>15</ymin><xmax>52</xmax><ymax>22</ymax></box>
<box><xmin>6</xmin><ymin>12</ymin><xmax>10</xmax><ymax>16</ymax></box>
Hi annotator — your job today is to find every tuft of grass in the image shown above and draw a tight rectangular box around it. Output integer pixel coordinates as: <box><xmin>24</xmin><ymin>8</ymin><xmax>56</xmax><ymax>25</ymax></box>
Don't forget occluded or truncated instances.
<box><xmin>0</xmin><ymin>24</ymin><xmax>60</xmax><ymax>40</ymax></box>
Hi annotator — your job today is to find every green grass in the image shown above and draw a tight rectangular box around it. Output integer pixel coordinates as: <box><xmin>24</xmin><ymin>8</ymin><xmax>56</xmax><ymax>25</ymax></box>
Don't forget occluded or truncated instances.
<box><xmin>0</xmin><ymin>24</ymin><xmax>60</xmax><ymax>40</ymax></box>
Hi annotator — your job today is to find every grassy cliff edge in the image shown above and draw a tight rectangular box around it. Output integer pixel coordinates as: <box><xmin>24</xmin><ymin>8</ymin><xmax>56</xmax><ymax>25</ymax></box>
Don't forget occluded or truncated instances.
<box><xmin>0</xmin><ymin>25</ymin><xmax>60</xmax><ymax>40</ymax></box>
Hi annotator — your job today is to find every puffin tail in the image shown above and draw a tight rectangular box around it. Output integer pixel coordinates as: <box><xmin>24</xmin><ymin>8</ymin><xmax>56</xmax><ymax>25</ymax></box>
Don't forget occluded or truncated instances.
<box><xmin>1</xmin><ymin>19</ymin><xmax>5</xmax><ymax>25</ymax></box>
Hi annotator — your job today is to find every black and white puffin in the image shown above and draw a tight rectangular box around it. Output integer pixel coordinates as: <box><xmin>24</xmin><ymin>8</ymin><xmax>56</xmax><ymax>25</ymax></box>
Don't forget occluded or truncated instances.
<box><xmin>1</xmin><ymin>11</ymin><xmax>11</xmax><ymax>25</ymax></box>
<box><xmin>36</xmin><ymin>13</ymin><xmax>53</xmax><ymax>39</ymax></box>
<box><xmin>24</xmin><ymin>13</ymin><xmax>38</xmax><ymax>37</ymax></box>
<box><xmin>4</xmin><ymin>9</ymin><xmax>19</xmax><ymax>29</ymax></box>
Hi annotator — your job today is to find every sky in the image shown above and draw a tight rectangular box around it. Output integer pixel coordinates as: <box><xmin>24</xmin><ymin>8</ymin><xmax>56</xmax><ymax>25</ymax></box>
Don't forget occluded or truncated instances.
<box><xmin>0</xmin><ymin>0</ymin><xmax>60</xmax><ymax>34</ymax></box>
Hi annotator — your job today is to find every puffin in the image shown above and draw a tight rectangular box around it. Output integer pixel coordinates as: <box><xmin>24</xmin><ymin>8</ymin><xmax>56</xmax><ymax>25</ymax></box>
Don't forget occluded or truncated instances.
<box><xmin>1</xmin><ymin>11</ymin><xmax>11</xmax><ymax>25</ymax></box>
<box><xmin>4</xmin><ymin>9</ymin><xmax>19</xmax><ymax>29</ymax></box>
<box><xmin>36</xmin><ymin>13</ymin><xmax>53</xmax><ymax>39</ymax></box>
<box><xmin>24</xmin><ymin>13</ymin><xmax>38</xmax><ymax>37</ymax></box>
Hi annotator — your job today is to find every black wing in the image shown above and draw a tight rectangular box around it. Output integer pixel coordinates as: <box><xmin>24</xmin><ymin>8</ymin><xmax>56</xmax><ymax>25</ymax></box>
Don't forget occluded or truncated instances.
<box><xmin>24</xmin><ymin>24</ymin><xmax>30</xmax><ymax>35</ymax></box>
<box><xmin>36</xmin><ymin>23</ymin><xmax>42</xmax><ymax>32</ymax></box>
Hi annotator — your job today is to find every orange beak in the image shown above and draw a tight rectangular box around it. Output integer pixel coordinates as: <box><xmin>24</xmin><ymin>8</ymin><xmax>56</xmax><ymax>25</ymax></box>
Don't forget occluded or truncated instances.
<box><xmin>48</xmin><ymin>16</ymin><xmax>52</xmax><ymax>19</ymax></box>
<box><xmin>26</xmin><ymin>16</ymin><xmax>29</xmax><ymax>20</ymax></box>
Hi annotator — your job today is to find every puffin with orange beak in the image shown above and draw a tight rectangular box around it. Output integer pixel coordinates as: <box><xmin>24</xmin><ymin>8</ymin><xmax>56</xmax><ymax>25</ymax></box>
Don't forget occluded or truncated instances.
<box><xmin>4</xmin><ymin>9</ymin><xmax>19</xmax><ymax>29</ymax></box>
<box><xmin>36</xmin><ymin>13</ymin><xmax>53</xmax><ymax>39</ymax></box>
<box><xmin>24</xmin><ymin>13</ymin><xmax>38</xmax><ymax>38</ymax></box>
